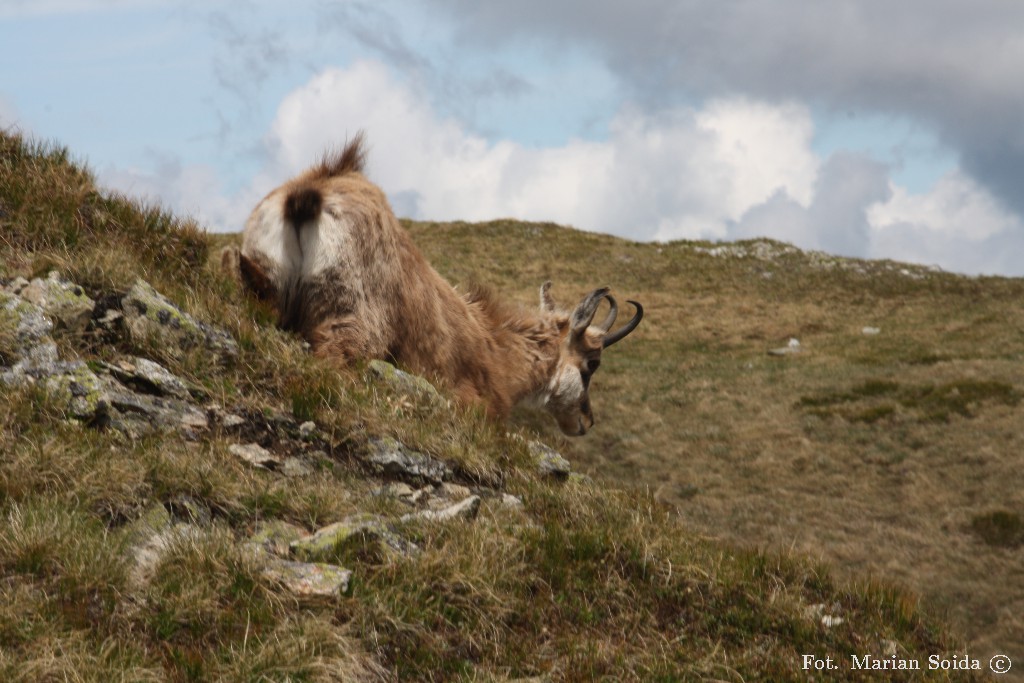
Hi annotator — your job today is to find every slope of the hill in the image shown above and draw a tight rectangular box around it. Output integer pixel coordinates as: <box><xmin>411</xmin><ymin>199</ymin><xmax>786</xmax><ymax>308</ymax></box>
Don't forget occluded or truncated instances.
<box><xmin>0</xmin><ymin>130</ymin><xmax>985</xmax><ymax>681</ymax></box>
<box><xmin>403</xmin><ymin>218</ymin><xmax>1024</xmax><ymax>669</ymax></box>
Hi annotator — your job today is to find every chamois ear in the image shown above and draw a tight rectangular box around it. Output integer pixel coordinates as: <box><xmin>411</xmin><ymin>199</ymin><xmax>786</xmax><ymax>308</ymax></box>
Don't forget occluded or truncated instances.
<box><xmin>239</xmin><ymin>252</ymin><xmax>278</xmax><ymax>302</ymax></box>
<box><xmin>570</xmin><ymin>287</ymin><xmax>610</xmax><ymax>335</ymax></box>
<box><xmin>540</xmin><ymin>281</ymin><xmax>557</xmax><ymax>312</ymax></box>
<box><xmin>219</xmin><ymin>246</ymin><xmax>241</xmax><ymax>280</ymax></box>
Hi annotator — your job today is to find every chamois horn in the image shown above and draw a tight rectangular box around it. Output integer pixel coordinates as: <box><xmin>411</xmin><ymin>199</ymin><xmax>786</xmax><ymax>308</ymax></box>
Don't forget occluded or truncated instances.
<box><xmin>602</xmin><ymin>299</ymin><xmax>643</xmax><ymax>348</ymax></box>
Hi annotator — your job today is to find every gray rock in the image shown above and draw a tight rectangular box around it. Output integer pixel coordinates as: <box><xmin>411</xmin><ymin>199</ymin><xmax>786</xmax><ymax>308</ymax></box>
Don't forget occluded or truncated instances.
<box><xmin>374</xmin><ymin>482</ymin><xmax>416</xmax><ymax>500</ymax></box>
<box><xmin>103</xmin><ymin>356</ymin><xmax>196</xmax><ymax>400</ymax></box>
<box><xmin>401</xmin><ymin>495</ymin><xmax>481</xmax><ymax>523</ymax></box>
<box><xmin>123</xmin><ymin>503</ymin><xmax>173</xmax><ymax>548</ymax></box>
<box><xmin>249</xmin><ymin>520</ymin><xmax>309</xmax><ymax>558</ymax></box>
<box><xmin>228</xmin><ymin>442</ymin><xmax>312</xmax><ymax>477</ymax></box>
<box><xmin>122</xmin><ymin>505</ymin><xmax>201</xmax><ymax>589</ymax></box>
<box><xmin>290</xmin><ymin>513</ymin><xmax>416</xmax><ymax>561</ymax></box>
<box><xmin>261</xmin><ymin>558</ymin><xmax>352</xmax><ymax>599</ymax></box>
<box><xmin>289</xmin><ymin>514</ymin><xmax>388</xmax><ymax>563</ymax></box>
<box><xmin>42</xmin><ymin>361</ymin><xmax>107</xmax><ymax>419</ymax></box>
<box><xmin>298</xmin><ymin>420</ymin><xmax>317</xmax><ymax>439</ymax></box>
<box><xmin>529</xmin><ymin>441</ymin><xmax>571</xmax><ymax>478</ymax></box>
<box><xmin>498</xmin><ymin>493</ymin><xmax>524</xmax><ymax>508</ymax></box>
<box><xmin>221</xmin><ymin>413</ymin><xmax>247</xmax><ymax>428</ymax></box>
<box><xmin>168</xmin><ymin>495</ymin><xmax>212</xmax><ymax>526</ymax></box>
<box><xmin>19</xmin><ymin>271</ymin><xmax>94</xmax><ymax>335</ymax></box>
<box><xmin>1</xmin><ymin>289</ymin><xmax>57</xmax><ymax>369</ymax></box>
<box><xmin>102</xmin><ymin>376</ymin><xmax>209</xmax><ymax>437</ymax></box>
<box><xmin>121</xmin><ymin>279</ymin><xmax>237</xmax><ymax>362</ymax></box>
<box><xmin>436</xmin><ymin>482</ymin><xmax>471</xmax><ymax>501</ymax></box>
<box><xmin>280</xmin><ymin>456</ymin><xmax>314</xmax><ymax>478</ymax></box>
<box><xmin>365</xmin><ymin>359</ymin><xmax>446</xmax><ymax>408</ymax></box>
<box><xmin>363</xmin><ymin>436</ymin><xmax>451</xmax><ymax>485</ymax></box>
<box><xmin>768</xmin><ymin>338</ymin><xmax>802</xmax><ymax>356</ymax></box>
<box><xmin>229</xmin><ymin>442</ymin><xmax>280</xmax><ymax>470</ymax></box>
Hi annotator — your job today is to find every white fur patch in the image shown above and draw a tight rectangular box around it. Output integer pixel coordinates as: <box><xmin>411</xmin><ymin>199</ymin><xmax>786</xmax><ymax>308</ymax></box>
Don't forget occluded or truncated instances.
<box><xmin>549</xmin><ymin>364</ymin><xmax>584</xmax><ymax>403</ymax></box>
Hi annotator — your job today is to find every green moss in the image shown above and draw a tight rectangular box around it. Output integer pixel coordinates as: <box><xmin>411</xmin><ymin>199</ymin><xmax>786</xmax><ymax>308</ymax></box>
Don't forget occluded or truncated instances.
<box><xmin>43</xmin><ymin>363</ymin><xmax>105</xmax><ymax>420</ymax></box>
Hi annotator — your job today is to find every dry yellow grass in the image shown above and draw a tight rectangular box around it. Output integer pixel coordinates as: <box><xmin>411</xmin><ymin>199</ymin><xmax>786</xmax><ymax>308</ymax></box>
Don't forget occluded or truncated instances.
<box><xmin>406</xmin><ymin>218</ymin><xmax>1024</xmax><ymax>667</ymax></box>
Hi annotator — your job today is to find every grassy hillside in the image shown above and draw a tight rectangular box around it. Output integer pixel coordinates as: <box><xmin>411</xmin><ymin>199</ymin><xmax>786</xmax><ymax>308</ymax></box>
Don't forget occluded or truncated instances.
<box><xmin>404</xmin><ymin>221</ymin><xmax>1024</xmax><ymax>667</ymax></box>
<box><xmin>0</xmin><ymin>129</ymin><xmax>993</xmax><ymax>681</ymax></box>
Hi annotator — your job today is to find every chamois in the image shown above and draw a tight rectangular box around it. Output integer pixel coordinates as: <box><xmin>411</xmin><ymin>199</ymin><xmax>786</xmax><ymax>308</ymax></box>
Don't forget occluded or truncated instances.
<box><xmin>229</xmin><ymin>133</ymin><xmax>642</xmax><ymax>435</ymax></box>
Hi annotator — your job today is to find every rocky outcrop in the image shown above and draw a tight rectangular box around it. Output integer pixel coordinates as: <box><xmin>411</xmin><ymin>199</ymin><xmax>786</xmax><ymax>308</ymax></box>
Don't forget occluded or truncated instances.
<box><xmin>1</xmin><ymin>274</ymin><xmax>220</xmax><ymax>437</ymax></box>
<box><xmin>3</xmin><ymin>272</ymin><xmax>571</xmax><ymax>605</ymax></box>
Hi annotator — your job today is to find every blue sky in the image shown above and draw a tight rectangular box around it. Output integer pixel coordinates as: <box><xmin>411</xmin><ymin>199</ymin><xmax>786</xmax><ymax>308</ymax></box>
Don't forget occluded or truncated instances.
<box><xmin>3</xmin><ymin>0</ymin><xmax>1023</xmax><ymax>275</ymax></box>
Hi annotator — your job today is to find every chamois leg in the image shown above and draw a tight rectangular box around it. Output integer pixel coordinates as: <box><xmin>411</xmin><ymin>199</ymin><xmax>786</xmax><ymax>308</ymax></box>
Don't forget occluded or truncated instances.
<box><xmin>309</xmin><ymin>316</ymin><xmax>373</xmax><ymax>365</ymax></box>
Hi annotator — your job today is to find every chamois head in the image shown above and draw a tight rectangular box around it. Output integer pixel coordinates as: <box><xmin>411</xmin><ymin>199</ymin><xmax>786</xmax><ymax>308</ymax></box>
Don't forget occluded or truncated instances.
<box><xmin>540</xmin><ymin>282</ymin><xmax>643</xmax><ymax>436</ymax></box>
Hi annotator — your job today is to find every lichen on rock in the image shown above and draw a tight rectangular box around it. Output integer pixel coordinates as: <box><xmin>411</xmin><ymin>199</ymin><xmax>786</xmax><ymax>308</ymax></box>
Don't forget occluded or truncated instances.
<box><xmin>121</xmin><ymin>278</ymin><xmax>237</xmax><ymax>362</ymax></box>
<box><xmin>18</xmin><ymin>271</ymin><xmax>95</xmax><ymax>335</ymax></box>
<box><xmin>365</xmin><ymin>358</ymin><xmax>447</xmax><ymax>410</ymax></box>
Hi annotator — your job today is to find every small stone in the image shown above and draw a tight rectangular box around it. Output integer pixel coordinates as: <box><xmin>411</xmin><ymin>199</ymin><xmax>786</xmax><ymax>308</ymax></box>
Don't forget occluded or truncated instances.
<box><xmin>108</xmin><ymin>356</ymin><xmax>193</xmax><ymax>399</ymax></box>
<box><xmin>219</xmin><ymin>412</ymin><xmax>246</xmax><ymax>428</ymax></box>
<box><xmin>402</xmin><ymin>495</ymin><xmax>481</xmax><ymax>523</ymax></box>
<box><xmin>1</xmin><ymin>290</ymin><xmax>55</xmax><ymax>366</ymax></box>
<box><xmin>250</xmin><ymin>520</ymin><xmax>308</xmax><ymax>558</ymax></box>
<box><xmin>499</xmin><ymin>493</ymin><xmax>524</xmax><ymax>508</ymax></box>
<box><xmin>862</xmin><ymin>326</ymin><xmax>881</xmax><ymax>335</ymax></box>
<box><xmin>123</xmin><ymin>503</ymin><xmax>173</xmax><ymax>547</ymax></box>
<box><xmin>768</xmin><ymin>339</ymin><xmax>802</xmax><ymax>356</ymax></box>
<box><xmin>262</xmin><ymin>558</ymin><xmax>351</xmax><ymax>599</ymax></box>
<box><xmin>365</xmin><ymin>359</ymin><xmax>446</xmax><ymax>409</ymax></box>
<box><xmin>290</xmin><ymin>514</ymin><xmax>387</xmax><ymax>563</ymax></box>
<box><xmin>437</xmin><ymin>482</ymin><xmax>471</xmax><ymax>501</ymax></box>
<box><xmin>298</xmin><ymin>420</ymin><xmax>317</xmax><ymax>439</ymax></box>
<box><xmin>179</xmin><ymin>408</ymin><xmax>209</xmax><ymax>430</ymax></box>
<box><xmin>229</xmin><ymin>442</ymin><xmax>281</xmax><ymax>470</ymax></box>
<box><xmin>281</xmin><ymin>457</ymin><xmax>313</xmax><ymax>477</ymax></box>
<box><xmin>529</xmin><ymin>441</ymin><xmax>571</xmax><ymax>478</ymax></box>
<box><xmin>363</xmin><ymin>436</ymin><xmax>451</xmax><ymax>485</ymax></box>
<box><xmin>168</xmin><ymin>495</ymin><xmax>212</xmax><ymax>526</ymax></box>
<box><xmin>42</xmin><ymin>362</ymin><xmax>107</xmax><ymax>419</ymax></box>
<box><xmin>805</xmin><ymin>603</ymin><xmax>844</xmax><ymax>628</ymax></box>
<box><xmin>374</xmin><ymin>482</ymin><xmax>415</xmax><ymax>500</ymax></box>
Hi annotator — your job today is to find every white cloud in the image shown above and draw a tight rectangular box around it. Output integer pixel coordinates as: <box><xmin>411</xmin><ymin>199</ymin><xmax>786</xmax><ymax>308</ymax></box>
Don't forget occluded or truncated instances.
<box><xmin>866</xmin><ymin>172</ymin><xmax>1024</xmax><ymax>274</ymax></box>
<box><xmin>731</xmin><ymin>153</ymin><xmax>891</xmax><ymax>258</ymax></box>
<box><xmin>266</xmin><ymin>60</ymin><xmax>819</xmax><ymax>242</ymax></box>
<box><xmin>98</xmin><ymin>156</ymin><xmax>263</xmax><ymax>232</ymax></box>
<box><xmin>869</xmin><ymin>172</ymin><xmax>1021</xmax><ymax>242</ymax></box>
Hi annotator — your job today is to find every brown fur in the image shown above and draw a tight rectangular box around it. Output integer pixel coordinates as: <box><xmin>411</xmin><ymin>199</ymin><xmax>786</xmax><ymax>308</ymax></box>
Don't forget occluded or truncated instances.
<box><xmin>235</xmin><ymin>133</ymin><xmax>640</xmax><ymax>433</ymax></box>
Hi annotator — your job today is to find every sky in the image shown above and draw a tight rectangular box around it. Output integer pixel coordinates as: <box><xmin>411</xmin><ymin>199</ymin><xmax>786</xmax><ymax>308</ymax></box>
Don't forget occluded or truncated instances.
<box><xmin>3</xmin><ymin>1</ymin><xmax>1024</xmax><ymax>275</ymax></box>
